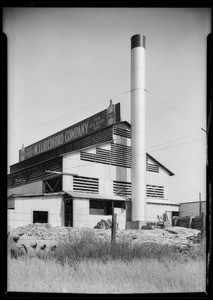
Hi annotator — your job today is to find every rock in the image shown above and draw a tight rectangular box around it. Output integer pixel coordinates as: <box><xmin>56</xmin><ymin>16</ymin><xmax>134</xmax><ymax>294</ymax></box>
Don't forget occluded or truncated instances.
<box><xmin>50</xmin><ymin>245</ymin><xmax>57</xmax><ymax>251</ymax></box>
<box><xmin>40</xmin><ymin>244</ymin><xmax>46</xmax><ymax>251</ymax></box>
<box><xmin>10</xmin><ymin>243</ymin><xmax>28</xmax><ymax>259</ymax></box>
<box><xmin>141</xmin><ymin>223</ymin><xmax>153</xmax><ymax>230</ymax></box>
<box><xmin>165</xmin><ymin>228</ymin><xmax>178</xmax><ymax>234</ymax></box>
<box><xmin>11</xmin><ymin>234</ymin><xmax>19</xmax><ymax>243</ymax></box>
<box><xmin>30</xmin><ymin>242</ymin><xmax>37</xmax><ymax>249</ymax></box>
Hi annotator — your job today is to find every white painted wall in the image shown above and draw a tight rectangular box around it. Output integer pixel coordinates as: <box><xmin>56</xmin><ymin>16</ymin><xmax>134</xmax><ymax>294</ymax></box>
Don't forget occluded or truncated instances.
<box><xmin>8</xmin><ymin>209</ymin><xmax>15</xmax><ymax>228</ymax></box>
<box><xmin>63</xmin><ymin>145</ymin><xmax>131</xmax><ymax>194</ymax></box>
<box><xmin>72</xmin><ymin>198</ymin><xmax>126</xmax><ymax>229</ymax></box>
<box><xmin>62</xmin><ymin>141</ymin><xmax>177</xmax><ymax>226</ymax></box>
<box><xmin>63</xmin><ymin>146</ymin><xmax>171</xmax><ymax>202</ymax></box>
<box><xmin>146</xmin><ymin>170</ymin><xmax>169</xmax><ymax>199</ymax></box>
<box><xmin>146</xmin><ymin>203</ymin><xmax>179</xmax><ymax>222</ymax></box>
<box><xmin>7</xmin><ymin>195</ymin><xmax>64</xmax><ymax>228</ymax></box>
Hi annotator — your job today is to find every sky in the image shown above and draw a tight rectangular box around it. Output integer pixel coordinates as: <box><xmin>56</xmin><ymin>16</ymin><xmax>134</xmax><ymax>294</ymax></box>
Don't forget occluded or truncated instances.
<box><xmin>3</xmin><ymin>7</ymin><xmax>211</xmax><ymax>204</ymax></box>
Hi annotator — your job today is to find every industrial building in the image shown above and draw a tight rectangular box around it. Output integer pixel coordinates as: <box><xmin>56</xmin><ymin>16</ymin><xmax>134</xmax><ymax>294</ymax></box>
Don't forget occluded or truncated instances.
<box><xmin>7</xmin><ymin>100</ymin><xmax>179</xmax><ymax>229</ymax></box>
<box><xmin>179</xmin><ymin>201</ymin><xmax>206</xmax><ymax>218</ymax></box>
<box><xmin>7</xmin><ymin>34</ymin><xmax>180</xmax><ymax>229</ymax></box>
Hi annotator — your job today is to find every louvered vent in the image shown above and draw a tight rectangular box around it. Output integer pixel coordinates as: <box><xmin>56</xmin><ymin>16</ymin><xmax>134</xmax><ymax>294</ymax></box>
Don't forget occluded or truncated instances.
<box><xmin>111</xmin><ymin>143</ymin><xmax>131</xmax><ymax>168</ymax></box>
<box><xmin>80</xmin><ymin>143</ymin><xmax>131</xmax><ymax>168</ymax></box>
<box><xmin>146</xmin><ymin>164</ymin><xmax>159</xmax><ymax>173</ymax></box>
<box><xmin>113</xmin><ymin>181</ymin><xmax>131</xmax><ymax>197</ymax></box>
<box><xmin>146</xmin><ymin>157</ymin><xmax>159</xmax><ymax>173</ymax></box>
<box><xmin>7</xmin><ymin>177</ymin><xmax>12</xmax><ymax>189</ymax></box>
<box><xmin>73</xmin><ymin>175</ymin><xmax>99</xmax><ymax>194</ymax></box>
<box><xmin>28</xmin><ymin>168</ymin><xmax>42</xmax><ymax>183</ymax></box>
<box><xmin>113</xmin><ymin>127</ymin><xmax>131</xmax><ymax>138</ymax></box>
<box><xmin>80</xmin><ymin>152</ymin><xmax>96</xmax><ymax>162</ymax></box>
<box><xmin>146</xmin><ymin>185</ymin><xmax>164</xmax><ymax>198</ymax></box>
<box><xmin>96</xmin><ymin>148</ymin><xmax>111</xmax><ymax>165</ymax></box>
<box><xmin>44</xmin><ymin>161</ymin><xmax>62</xmax><ymax>179</ymax></box>
<box><xmin>12</xmin><ymin>173</ymin><xmax>26</xmax><ymax>187</ymax></box>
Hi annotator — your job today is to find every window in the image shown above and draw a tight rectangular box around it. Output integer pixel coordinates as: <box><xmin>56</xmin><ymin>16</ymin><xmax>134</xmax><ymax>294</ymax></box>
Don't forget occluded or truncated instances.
<box><xmin>65</xmin><ymin>198</ymin><xmax>73</xmax><ymax>227</ymax></box>
<box><xmin>33</xmin><ymin>211</ymin><xmax>48</xmax><ymax>223</ymax></box>
<box><xmin>89</xmin><ymin>200</ymin><xmax>125</xmax><ymax>215</ymax></box>
<box><xmin>89</xmin><ymin>200</ymin><xmax>112</xmax><ymax>215</ymax></box>
<box><xmin>114</xmin><ymin>201</ymin><xmax>125</xmax><ymax>208</ymax></box>
<box><xmin>8</xmin><ymin>198</ymin><xmax>15</xmax><ymax>209</ymax></box>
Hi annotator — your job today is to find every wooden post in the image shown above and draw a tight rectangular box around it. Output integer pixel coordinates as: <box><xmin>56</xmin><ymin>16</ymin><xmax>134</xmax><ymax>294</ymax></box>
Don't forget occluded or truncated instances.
<box><xmin>189</xmin><ymin>216</ymin><xmax>193</xmax><ymax>228</ymax></box>
<box><xmin>111</xmin><ymin>214</ymin><xmax>117</xmax><ymax>244</ymax></box>
<box><xmin>111</xmin><ymin>201</ymin><xmax>117</xmax><ymax>244</ymax></box>
<box><xmin>202</xmin><ymin>212</ymin><xmax>206</xmax><ymax>237</ymax></box>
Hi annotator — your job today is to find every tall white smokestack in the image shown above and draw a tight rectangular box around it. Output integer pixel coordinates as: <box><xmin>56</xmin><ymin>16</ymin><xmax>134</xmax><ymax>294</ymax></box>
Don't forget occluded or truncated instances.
<box><xmin>131</xmin><ymin>34</ymin><xmax>146</xmax><ymax>221</ymax></box>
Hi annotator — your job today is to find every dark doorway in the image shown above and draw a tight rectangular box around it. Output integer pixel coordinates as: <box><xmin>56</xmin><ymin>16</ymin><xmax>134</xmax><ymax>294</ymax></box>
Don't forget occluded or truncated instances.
<box><xmin>172</xmin><ymin>211</ymin><xmax>179</xmax><ymax>217</ymax></box>
<box><xmin>65</xmin><ymin>197</ymin><xmax>73</xmax><ymax>227</ymax></box>
<box><xmin>33</xmin><ymin>211</ymin><xmax>48</xmax><ymax>223</ymax></box>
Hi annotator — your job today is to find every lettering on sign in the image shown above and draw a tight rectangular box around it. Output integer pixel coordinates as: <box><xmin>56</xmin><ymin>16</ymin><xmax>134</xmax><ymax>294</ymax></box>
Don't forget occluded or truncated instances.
<box><xmin>19</xmin><ymin>103</ymin><xmax>120</xmax><ymax>161</ymax></box>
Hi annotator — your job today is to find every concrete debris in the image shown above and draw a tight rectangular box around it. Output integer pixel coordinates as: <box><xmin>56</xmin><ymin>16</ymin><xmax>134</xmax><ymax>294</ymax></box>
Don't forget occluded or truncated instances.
<box><xmin>8</xmin><ymin>223</ymin><xmax>203</xmax><ymax>259</ymax></box>
<box><xmin>94</xmin><ymin>219</ymin><xmax>112</xmax><ymax>229</ymax></box>
<box><xmin>8</xmin><ymin>223</ymin><xmax>72</xmax><ymax>240</ymax></box>
<box><xmin>164</xmin><ymin>228</ymin><xmax>179</xmax><ymax>234</ymax></box>
<box><xmin>141</xmin><ymin>223</ymin><xmax>154</xmax><ymax>230</ymax></box>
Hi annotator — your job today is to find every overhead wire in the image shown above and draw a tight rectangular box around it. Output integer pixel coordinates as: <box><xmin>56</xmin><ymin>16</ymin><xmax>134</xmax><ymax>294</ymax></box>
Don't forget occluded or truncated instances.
<box><xmin>9</xmin><ymin>88</ymin><xmax>206</xmax><ymax>138</ymax></box>
<box><xmin>132</xmin><ymin>135</ymin><xmax>205</xmax><ymax>156</ymax></box>
<box><xmin>145</xmin><ymin>89</ymin><xmax>206</xmax><ymax>133</ymax></box>
<box><xmin>145</xmin><ymin>133</ymin><xmax>203</xmax><ymax>151</ymax></box>
<box><xmin>171</xmin><ymin>176</ymin><xmax>201</xmax><ymax>194</ymax></box>
<box><xmin>147</xmin><ymin>136</ymin><xmax>205</xmax><ymax>153</ymax></box>
<box><xmin>8</xmin><ymin>90</ymin><xmax>131</xmax><ymax>138</ymax></box>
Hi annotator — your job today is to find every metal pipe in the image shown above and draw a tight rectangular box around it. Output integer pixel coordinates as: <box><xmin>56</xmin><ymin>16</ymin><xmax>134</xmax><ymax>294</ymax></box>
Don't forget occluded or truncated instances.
<box><xmin>131</xmin><ymin>34</ymin><xmax>146</xmax><ymax>221</ymax></box>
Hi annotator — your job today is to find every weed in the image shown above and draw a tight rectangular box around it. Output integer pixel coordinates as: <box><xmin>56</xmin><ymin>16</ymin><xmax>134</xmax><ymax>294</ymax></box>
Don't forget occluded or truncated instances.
<box><xmin>48</xmin><ymin>229</ymin><xmax>206</xmax><ymax>265</ymax></box>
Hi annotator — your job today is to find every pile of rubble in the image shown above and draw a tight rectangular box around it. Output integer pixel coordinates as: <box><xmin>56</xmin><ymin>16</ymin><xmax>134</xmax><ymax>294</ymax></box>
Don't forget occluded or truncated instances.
<box><xmin>8</xmin><ymin>223</ymin><xmax>72</xmax><ymax>240</ymax></box>
<box><xmin>94</xmin><ymin>219</ymin><xmax>112</xmax><ymax>229</ymax></box>
<box><xmin>8</xmin><ymin>222</ymin><xmax>203</xmax><ymax>259</ymax></box>
<box><xmin>7</xmin><ymin>223</ymin><xmax>72</xmax><ymax>259</ymax></box>
<box><xmin>116</xmin><ymin>226</ymin><xmax>203</xmax><ymax>247</ymax></box>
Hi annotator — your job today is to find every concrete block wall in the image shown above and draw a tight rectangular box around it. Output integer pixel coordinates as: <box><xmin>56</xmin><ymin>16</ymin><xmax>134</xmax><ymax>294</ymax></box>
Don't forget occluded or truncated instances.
<box><xmin>8</xmin><ymin>195</ymin><xmax>64</xmax><ymax>228</ymax></box>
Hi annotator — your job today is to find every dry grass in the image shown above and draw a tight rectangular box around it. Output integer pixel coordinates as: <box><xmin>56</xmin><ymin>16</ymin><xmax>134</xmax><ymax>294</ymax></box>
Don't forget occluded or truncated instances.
<box><xmin>7</xmin><ymin>257</ymin><xmax>206</xmax><ymax>294</ymax></box>
<box><xmin>47</xmin><ymin>229</ymin><xmax>206</xmax><ymax>263</ymax></box>
<box><xmin>7</xmin><ymin>229</ymin><xmax>206</xmax><ymax>294</ymax></box>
